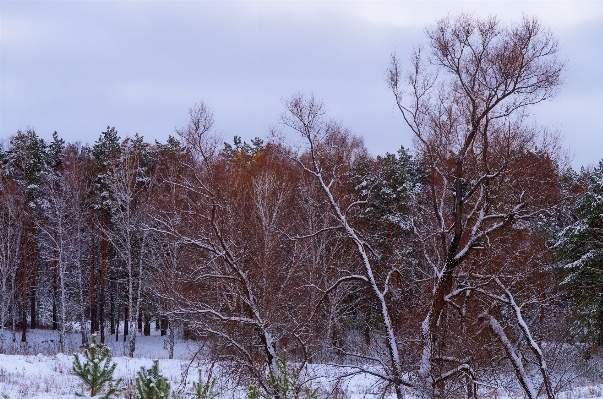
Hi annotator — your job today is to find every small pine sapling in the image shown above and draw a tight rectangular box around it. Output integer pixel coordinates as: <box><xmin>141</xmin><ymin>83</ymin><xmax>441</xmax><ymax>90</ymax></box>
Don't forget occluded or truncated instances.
<box><xmin>72</xmin><ymin>334</ymin><xmax>123</xmax><ymax>398</ymax></box>
<box><xmin>248</xmin><ymin>352</ymin><xmax>317</xmax><ymax>399</ymax></box>
<box><xmin>271</xmin><ymin>352</ymin><xmax>317</xmax><ymax>399</ymax></box>
<box><xmin>191</xmin><ymin>369</ymin><xmax>219</xmax><ymax>399</ymax></box>
<box><xmin>136</xmin><ymin>359</ymin><xmax>173</xmax><ymax>399</ymax></box>
<box><xmin>246</xmin><ymin>386</ymin><xmax>262</xmax><ymax>399</ymax></box>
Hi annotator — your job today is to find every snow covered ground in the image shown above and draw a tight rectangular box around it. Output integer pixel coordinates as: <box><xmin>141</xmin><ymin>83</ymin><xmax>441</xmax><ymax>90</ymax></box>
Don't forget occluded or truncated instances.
<box><xmin>0</xmin><ymin>328</ymin><xmax>602</xmax><ymax>398</ymax></box>
<box><xmin>0</xmin><ymin>327</ymin><xmax>201</xmax><ymax>398</ymax></box>
<box><xmin>0</xmin><ymin>327</ymin><xmax>387</xmax><ymax>399</ymax></box>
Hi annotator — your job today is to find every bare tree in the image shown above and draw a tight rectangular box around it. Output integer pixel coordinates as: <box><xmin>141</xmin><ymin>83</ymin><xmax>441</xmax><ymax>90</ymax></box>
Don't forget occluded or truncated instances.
<box><xmin>151</xmin><ymin>102</ymin><xmax>321</xmax><ymax>398</ymax></box>
<box><xmin>281</xmin><ymin>94</ymin><xmax>416</xmax><ymax>399</ymax></box>
<box><xmin>387</xmin><ymin>13</ymin><xmax>564</xmax><ymax>397</ymax></box>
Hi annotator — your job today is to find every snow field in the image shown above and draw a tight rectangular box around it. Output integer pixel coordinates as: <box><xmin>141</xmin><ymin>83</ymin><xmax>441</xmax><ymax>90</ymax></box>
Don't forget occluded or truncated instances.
<box><xmin>1</xmin><ymin>329</ymin><xmax>603</xmax><ymax>398</ymax></box>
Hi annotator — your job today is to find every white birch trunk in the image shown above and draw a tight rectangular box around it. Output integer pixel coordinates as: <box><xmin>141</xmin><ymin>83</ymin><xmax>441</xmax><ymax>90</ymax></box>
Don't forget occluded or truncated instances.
<box><xmin>496</xmin><ymin>279</ymin><xmax>555</xmax><ymax>399</ymax></box>
<box><xmin>130</xmin><ymin>230</ymin><xmax>146</xmax><ymax>358</ymax></box>
<box><xmin>127</xmin><ymin>246</ymin><xmax>135</xmax><ymax>357</ymax></box>
<box><xmin>487</xmin><ymin>313</ymin><xmax>537</xmax><ymax>399</ymax></box>
<box><xmin>168</xmin><ymin>317</ymin><xmax>175</xmax><ymax>360</ymax></box>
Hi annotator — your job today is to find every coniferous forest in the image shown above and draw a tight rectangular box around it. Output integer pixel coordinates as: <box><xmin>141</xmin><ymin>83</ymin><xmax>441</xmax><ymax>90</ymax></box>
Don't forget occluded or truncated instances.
<box><xmin>2</xmin><ymin>14</ymin><xmax>603</xmax><ymax>399</ymax></box>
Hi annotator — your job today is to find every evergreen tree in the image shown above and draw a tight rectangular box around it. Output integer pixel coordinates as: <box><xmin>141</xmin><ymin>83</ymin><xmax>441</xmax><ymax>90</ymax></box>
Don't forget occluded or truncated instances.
<box><xmin>191</xmin><ymin>369</ymin><xmax>218</xmax><ymax>399</ymax></box>
<box><xmin>223</xmin><ymin>135</ymin><xmax>264</xmax><ymax>163</ymax></box>
<box><xmin>5</xmin><ymin>129</ymin><xmax>50</xmax><ymax>340</ymax></box>
<box><xmin>92</xmin><ymin>126</ymin><xmax>121</xmax><ymax>212</ymax></box>
<box><xmin>553</xmin><ymin>160</ymin><xmax>603</xmax><ymax>343</ymax></box>
<box><xmin>247</xmin><ymin>353</ymin><xmax>317</xmax><ymax>399</ymax></box>
<box><xmin>135</xmin><ymin>359</ymin><xmax>172</xmax><ymax>399</ymax></box>
<box><xmin>353</xmin><ymin>146</ymin><xmax>424</xmax><ymax>233</ymax></box>
<box><xmin>90</xmin><ymin>126</ymin><xmax>122</xmax><ymax>342</ymax></box>
<box><xmin>48</xmin><ymin>131</ymin><xmax>66</xmax><ymax>171</ymax></box>
<box><xmin>72</xmin><ymin>334</ymin><xmax>123</xmax><ymax>398</ymax></box>
<box><xmin>267</xmin><ymin>352</ymin><xmax>317</xmax><ymax>399</ymax></box>
<box><xmin>6</xmin><ymin>129</ymin><xmax>50</xmax><ymax>200</ymax></box>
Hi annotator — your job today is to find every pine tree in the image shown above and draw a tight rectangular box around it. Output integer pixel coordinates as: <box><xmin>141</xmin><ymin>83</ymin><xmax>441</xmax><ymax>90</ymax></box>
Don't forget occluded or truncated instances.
<box><xmin>247</xmin><ymin>353</ymin><xmax>317</xmax><ymax>399</ymax></box>
<box><xmin>553</xmin><ymin>160</ymin><xmax>603</xmax><ymax>343</ymax></box>
<box><xmin>71</xmin><ymin>334</ymin><xmax>123</xmax><ymax>398</ymax></box>
<box><xmin>223</xmin><ymin>135</ymin><xmax>264</xmax><ymax>164</ymax></box>
<box><xmin>48</xmin><ymin>131</ymin><xmax>66</xmax><ymax>171</ymax></box>
<box><xmin>91</xmin><ymin>126</ymin><xmax>121</xmax><ymax>342</ymax></box>
<box><xmin>6</xmin><ymin>129</ymin><xmax>50</xmax><ymax>340</ymax></box>
<box><xmin>268</xmin><ymin>352</ymin><xmax>317</xmax><ymax>399</ymax></box>
<box><xmin>135</xmin><ymin>359</ymin><xmax>172</xmax><ymax>399</ymax></box>
<box><xmin>191</xmin><ymin>369</ymin><xmax>218</xmax><ymax>399</ymax></box>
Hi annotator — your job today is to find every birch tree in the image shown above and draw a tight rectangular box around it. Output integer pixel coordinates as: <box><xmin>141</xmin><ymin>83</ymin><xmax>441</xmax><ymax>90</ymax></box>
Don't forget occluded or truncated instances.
<box><xmin>0</xmin><ymin>173</ymin><xmax>24</xmax><ymax>350</ymax></box>
<box><xmin>103</xmin><ymin>134</ymin><xmax>152</xmax><ymax>357</ymax></box>
<box><xmin>37</xmin><ymin>141</ymin><xmax>93</xmax><ymax>352</ymax></box>
<box><xmin>36</xmin><ymin>133</ymin><xmax>70</xmax><ymax>352</ymax></box>
<box><xmin>281</xmin><ymin>94</ymin><xmax>417</xmax><ymax>399</ymax></box>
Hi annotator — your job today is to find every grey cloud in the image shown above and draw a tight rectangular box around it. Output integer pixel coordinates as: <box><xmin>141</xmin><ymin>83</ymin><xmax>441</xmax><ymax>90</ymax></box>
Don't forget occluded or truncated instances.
<box><xmin>1</xmin><ymin>1</ymin><xmax>601</xmax><ymax>168</ymax></box>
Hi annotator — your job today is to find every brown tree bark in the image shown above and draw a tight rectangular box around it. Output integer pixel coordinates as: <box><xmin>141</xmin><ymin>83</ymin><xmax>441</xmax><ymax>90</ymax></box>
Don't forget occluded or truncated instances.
<box><xmin>123</xmin><ymin>305</ymin><xmax>129</xmax><ymax>341</ymax></box>
<box><xmin>143</xmin><ymin>314</ymin><xmax>150</xmax><ymax>336</ymax></box>
<box><xmin>160</xmin><ymin>317</ymin><xmax>168</xmax><ymax>336</ymax></box>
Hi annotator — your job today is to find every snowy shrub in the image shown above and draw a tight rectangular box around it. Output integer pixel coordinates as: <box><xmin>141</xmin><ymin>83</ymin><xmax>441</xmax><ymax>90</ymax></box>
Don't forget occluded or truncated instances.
<box><xmin>71</xmin><ymin>334</ymin><xmax>123</xmax><ymax>398</ymax></box>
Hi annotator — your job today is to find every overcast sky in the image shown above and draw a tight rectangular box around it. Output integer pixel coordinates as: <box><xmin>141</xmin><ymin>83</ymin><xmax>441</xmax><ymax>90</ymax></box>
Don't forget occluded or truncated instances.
<box><xmin>2</xmin><ymin>1</ymin><xmax>602</xmax><ymax>169</ymax></box>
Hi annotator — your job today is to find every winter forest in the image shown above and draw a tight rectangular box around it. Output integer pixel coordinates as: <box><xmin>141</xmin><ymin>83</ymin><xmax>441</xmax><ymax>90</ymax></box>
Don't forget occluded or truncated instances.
<box><xmin>2</xmin><ymin>14</ymin><xmax>603</xmax><ymax>399</ymax></box>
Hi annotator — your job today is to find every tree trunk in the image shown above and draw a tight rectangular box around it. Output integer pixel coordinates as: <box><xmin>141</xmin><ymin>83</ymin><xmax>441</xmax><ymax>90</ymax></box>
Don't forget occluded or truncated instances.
<box><xmin>123</xmin><ymin>305</ymin><xmax>129</xmax><ymax>341</ymax></box>
<box><xmin>53</xmin><ymin>244</ymin><xmax>58</xmax><ymax>330</ymax></box>
<box><xmin>100</xmin><ymin>228</ymin><xmax>107</xmax><ymax>343</ymax></box>
<box><xmin>168</xmin><ymin>319</ymin><xmax>175</xmax><ymax>360</ymax></box>
<box><xmin>59</xmin><ymin>246</ymin><xmax>67</xmax><ymax>353</ymax></box>
<box><xmin>76</xmin><ymin>242</ymin><xmax>88</xmax><ymax>347</ymax></box>
<box><xmin>30</xmin><ymin>225</ymin><xmax>36</xmax><ymax>330</ymax></box>
<box><xmin>90</xmin><ymin>216</ymin><xmax>96</xmax><ymax>334</ymax></box>
<box><xmin>599</xmin><ymin>285</ymin><xmax>603</xmax><ymax>346</ymax></box>
<box><xmin>138</xmin><ymin>311</ymin><xmax>143</xmax><ymax>333</ymax></box>
<box><xmin>11</xmin><ymin>291</ymin><xmax>17</xmax><ymax>344</ymax></box>
<box><xmin>115</xmin><ymin>305</ymin><xmax>120</xmax><ymax>342</ymax></box>
<box><xmin>110</xmin><ymin>294</ymin><xmax>115</xmax><ymax>335</ymax></box>
<box><xmin>29</xmin><ymin>276</ymin><xmax>36</xmax><ymax>329</ymax></box>
<box><xmin>143</xmin><ymin>314</ymin><xmax>150</xmax><ymax>336</ymax></box>
<box><xmin>21</xmin><ymin>220</ymin><xmax>28</xmax><ymax>343</ymax></box>
<box><xmin>161</xmin><ymin>317</ymin><xmax>168</xmax><ymax>336</ymax></box>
